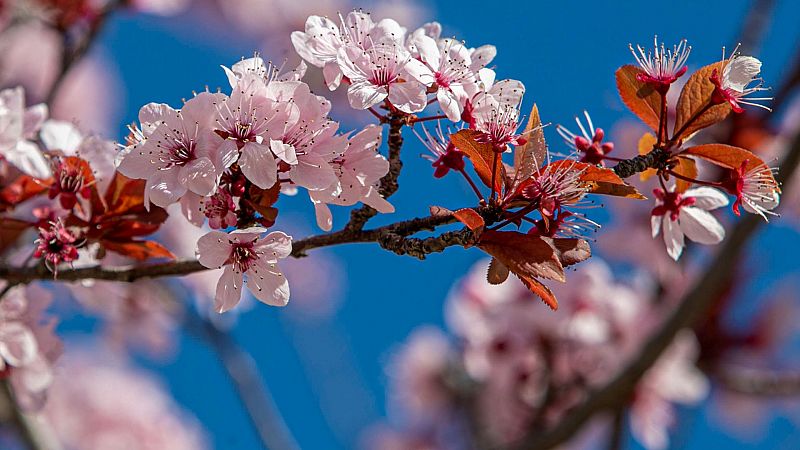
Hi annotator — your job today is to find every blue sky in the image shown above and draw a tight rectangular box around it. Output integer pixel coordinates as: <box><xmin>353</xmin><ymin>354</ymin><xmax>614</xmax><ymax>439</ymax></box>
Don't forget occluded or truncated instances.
<box><xmin>61</xmin><ymin>1</ymin><xmax>800</xmax><ymax>448</ymax></box>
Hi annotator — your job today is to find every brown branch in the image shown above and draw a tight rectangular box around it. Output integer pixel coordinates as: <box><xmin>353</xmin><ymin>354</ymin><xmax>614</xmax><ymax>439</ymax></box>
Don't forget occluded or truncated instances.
<box><xmin>713</xmin><ymin>365</ymin><xmax>800</xmax><ymax>397</ymax></box>
<box><xmin>505</xmin><ymin>127</ymin><xmax>800</xmax><ymax>450</ymax></box>
<box><xmin>45</xmin><ymin>0</ymin><xmax>125</xmax><ymax>106</ymax></box>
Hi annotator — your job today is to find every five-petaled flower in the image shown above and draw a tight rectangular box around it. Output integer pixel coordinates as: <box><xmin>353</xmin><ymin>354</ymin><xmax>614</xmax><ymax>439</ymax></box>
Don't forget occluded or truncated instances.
<box><xmin>722</xmin><ymin>161</ymin><xmax>780</xmax><ymax>220</ymax></box>
<box><xmin>651</xmin><ymin>186</ymin><xmax>728</xmax><ymax>260</ymax></box>
<box><xmin>197</xmin><ymin>227</ymin><xmax>292</xmax><ymax>313</ymax></box>
<box><xmin>629</xmin><ymin>36</ymin><xmax>691</xmax><ymax>93</ymax></box>
<box><xmin>710</xmin><ymin>50</ymin><xmax>772</xmax><ymax>113</ymax></box>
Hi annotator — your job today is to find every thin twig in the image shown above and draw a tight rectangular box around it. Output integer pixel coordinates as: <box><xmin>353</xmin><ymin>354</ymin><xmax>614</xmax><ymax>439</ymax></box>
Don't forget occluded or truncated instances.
<box><xmin>185</xmin><ymin>311</ymin><xmax>299</xmax><ymax>450</ymax></box>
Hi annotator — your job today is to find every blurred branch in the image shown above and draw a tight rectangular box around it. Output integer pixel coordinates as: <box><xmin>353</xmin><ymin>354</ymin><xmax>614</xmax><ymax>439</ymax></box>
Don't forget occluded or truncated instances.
<box><xmin>185</xmin><ymin>311</ymin><xmax>299</xmax><ymax>450</ymax></box>
<box><xmin>714</xmin><ymin>365</ymin><xmax>800</xmax><ymax>396</ymax></box>
<box><xmin>735</xmin><ymin>0</ymin><xmax>776</xmax><ymax>54</ymax></box>
<box><xmin>506</xmin><ymin>125</ymin><xmax>800</xmax><ymax>450</ymax></box>
<box><xmin>607</xmin><ymin>408</ymin><xmax>626</xmax><ymax>450</ymax></box>
<box><xmin>44</xmin><ymin>0</ymin><xmax>126</xmax><ymax>106</ymax></box>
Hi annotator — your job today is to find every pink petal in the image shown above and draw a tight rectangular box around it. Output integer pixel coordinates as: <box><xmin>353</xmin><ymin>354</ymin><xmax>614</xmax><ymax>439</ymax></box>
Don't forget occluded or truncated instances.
<box><xmin>239</xmin><ymin>142</ymin><xmax>278</xmax><ymax>188</ymax></box>
<box><xmin>679</xmin><ymin>207</ymin><xmax>725</xmax><ymax>244</ymax></box>
<box><xmin>179</xmin><ymin>156</ymin><xmax>218</xmax><ymax>196</ymax></box>
<box><xmin>246</xmin><ymin>260</ymin><xmax>290</xmax><ymax>307</ymax></box>
<box><xmin>196</xmin><ymin>230</ymin><xmax>231</xmax><ymax>268</ymax></box>
<box><xmin>662</xmin><ymin>217</ymin><xmax>685</xmax><ymax>261</ymax></box>
<box><xmin>215</xmin><ymin>266</ymin><xmax>243</xmax><ymax>313</ymax></box>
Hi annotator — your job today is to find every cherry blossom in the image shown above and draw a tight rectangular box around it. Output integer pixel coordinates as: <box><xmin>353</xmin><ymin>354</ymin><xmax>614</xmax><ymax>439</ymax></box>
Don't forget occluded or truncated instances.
<box><xmin>629</xmin><ymin>36</ymin><xmax>691</xmax><ymax>92</ymax></box>
<box><xmin>0</xmin><ymin>86</ymin><xmax>50</xmax><ymax>178</ymax></box>
<box><xmin>197</xmin><ymin>227</ymin><xmax>292</xmax><ymax>312</ymax></box>
<box><xmin>292</xmin><ymin>11</ymin><xmax>407</xmax><ymax>91</ymax></box>
<box><xmin>308</xmin><ymin>124</ymin><xmax>393</xmax><ymax>230</ymax></box>
<box><xmin>405</xmin><ymin>34</ymin><xmax>484</xmax><ymax>121</ymax></box>
<box><xmin>337</xmin><ymin>39</ymin><xmax>428</xmax><ymax>113</ymax></box>
<box><xmin>650</xmin><ymin>186</ymin><xmax>729</xmax><ymax>260</ymax></box>
<box><xmin>416</xmin><ymin>122</ymin><xmax>465</xmax><ymax>178</ymax></box>
<box><xmin>0</xmin><ymin>285</ymin><xmax>62</xmax><ymax>412</ymax></box>
<box><xmin>710</xmin><ymin>50</ymin><xmax>772</xmax><ymax>112</ymax></box>
<box><xmin>42</xmin><ymin>351</ymin><xmax>208</xmax><ymax>450</ymax></box>
<box><xmin>33</xmin><ymin>219</ymin><xmax>82</xmax><ymax>273</ymax></box>
<box><xmin>117</xmin><ymin>92</ymin><xmax>228</xmax><ymax>208</ymax></box>
<box><xmin>722</xmin><ymin>161</ymin><xmax>780</xmax><ymax>220</ymax></box>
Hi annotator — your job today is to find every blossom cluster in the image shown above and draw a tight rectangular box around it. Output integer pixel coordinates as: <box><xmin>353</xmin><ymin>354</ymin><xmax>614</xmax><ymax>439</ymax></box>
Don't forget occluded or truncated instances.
<box><xmin>373</xmin><ymin>259</ymin><xmax>709</xmax><ymax>450</ymax></box>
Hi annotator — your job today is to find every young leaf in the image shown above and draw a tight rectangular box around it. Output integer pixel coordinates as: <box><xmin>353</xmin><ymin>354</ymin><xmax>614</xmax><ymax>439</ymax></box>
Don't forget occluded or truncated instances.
<box><xmin>453</xmin><ymin>208</ymin><xmax>485</xmax><ymax>235</ymax></box>
<box><xmin>0</xmin><ymin>218</ymin><xmax>32</xmax><ymax>254</ymax></box>
<box><xmin>672</xmin><ymin>156</ymin><xmax>697</xmax><ymax>193</ymax></box>
<box><xmin>511</xmin><ymin>104</ymin><xmax>547</xmax><ymax>191</ymax></box>
<box><xmin>673</xmin><ymin>61</ymin><xmax>732</xmax><ymax>140</ymax></box>
<box><xmin>450</xmin><ymin>129</ymin><xmax>505</xmax><ymax>193</ymax></box>
<box><xmin>478</xmin><ymin>230</ymin><xmax>565</xmax><ymax>283</ymax></box>
<box><xmin>681</xmin><ymin>144</ymin><xmax>771</xmax><ymax>172</ymax></box>
<box><xmin>616</xmin><ymin>65</ymin><xmax>663</xmax><ymax>131</ymax></box>
<box><xmin>102</xmin><ymin>239</ymin><xmax>175</xmax><ymax>261</ymax></box>
<box><xmin>638</xmin><ymin>132</ymin><xmax>658</xmax><ymax>182</ymax></box>
<box><xmin>515</xmin><ymin>274</ymin><xmax>558</xmax><ymax>310</ymax></box>
<box><xmin>487</xmin><ymin>257</ymin><xmax>510</xmax><ymax>285</ymax></box>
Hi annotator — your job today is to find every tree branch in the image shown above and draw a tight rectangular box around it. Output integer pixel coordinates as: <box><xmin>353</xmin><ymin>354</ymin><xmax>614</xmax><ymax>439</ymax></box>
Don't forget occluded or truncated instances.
<box><xmin>506</xmin><ymin>127</ymin><xmax>800</xmax><ymax>450</ymax></box>
<box><xmin>184</xmin><ymin>311</ymin><xmax>299</xmax><ymax>450</ymax></box>
<box><xmin>713</xmin><ymin>365</ymin><xmax>800</xmax><ymax>397</ymax></box>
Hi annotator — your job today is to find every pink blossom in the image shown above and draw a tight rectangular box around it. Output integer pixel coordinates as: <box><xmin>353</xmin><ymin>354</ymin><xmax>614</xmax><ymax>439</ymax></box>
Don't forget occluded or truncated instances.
<box><xmin>197</xmin><ymin>227</ymin><xmax>292</xmax><ymax>312</ymax></box>
<box><xmin>556</xmin><ymin>111</ymin><xmax>614</xmax><ymax>165</ymax></box>
<box><xmin>0</xmin><ymin>86</ymin><xmax>50</xmax><ymax>178</ymax></box>
<box><xmin>630</xmin><ymin>331</ymin><xmax>709</xmax><ymax>450</ymax></box>
<box><xmin>721</xmin><ymin>160</ymin><xmax>780</xmax><ymax>220</ymax></box>
<box><xmin>629</xmin><ymin>37</ymin><xmax>691</xmax><ymax>92</ymax></box>
<box><xmin>338</xmin><ymin>39</ymin><xmax>428</xmax><ymax>112</ymax></box>
<box><xmin>308</xmin><ymin>124</ymin><xmax>393</xmax><ymax>230</ymax></box>
<box><xmin>0</xmin><ymin>284</ymin><xmax>62</xmax><ymax>412</ymax></box>
<box><xmin>33</xmin><ymin>219</ymin><xmax>81</xmax><ymax>273</ymax></box>
<box><xmin>41</xmin><ymin>351</ymin><xmax>208</xmax><ymax>450</ymax></box>
<box><xmin>117</xmin><ymin>92</ymin><xmax>229</xmax><ymax>208</ymax></box>
<box><xmin>651</xmin><ymin>186</ymin><xmax>728</xmax><ymax>260</ymax></box>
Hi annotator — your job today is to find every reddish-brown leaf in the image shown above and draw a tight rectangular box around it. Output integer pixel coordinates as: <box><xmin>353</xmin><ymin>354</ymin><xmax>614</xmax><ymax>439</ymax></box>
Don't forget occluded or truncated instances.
<box><xmin>515</xmin><ymin>274</ymin><xmax>558</xmax><ymax>310</ymax></box>
<box><xmin>102</xmin><ymin>172</ymin><xmax>147</xmax><ymax>216</ymax></box>
<box><xmin>0</xmin><ymin>175</ymin><xmax>48</xmax><ymax>211</ymax></box>
<box><xmin>681</xmin><ymin>144</ymin><xmax>771</xmax><ymax>173</ymax></box>
<box><xmin>0</xmin><ymin>218</ymin><xmax>33</xmax><ymax>254</ymax></box>
<box><xmin>615</xmin><ymin>65</ymin><xmax>663</xmax><ymax>131</ymax></box>
<box><xmin>478</xmin><ymin>230</ymin><xmax>565</xmax><ymax>282</ymax></box>
<box><xmin>450</xmin><ymin>129</ymin><xmax>504</xmax><ymax>193</ymax></box>
<box><xmin>453</xmin><ymin>208</ymin><xmax>485</xmax><ymax>235</ymax></box>
<box><xmin>511</xmin><ymin>104</ymin><xmax>547</xmax><ymax>191</ymax></box>
<box><xmin>672</xmin><ymin>156</ymin><xmax>698</xmax><ymax>193</ymax></box>
<box><xmin>673</xmin><ymin>61</ymin><xmax>732</xmax><ymax>140</ymax></box>
<box><xmin>102</xmin><ymin>239</ymin><xmax>175</xmax><ymax>261</ymax></box>
<box><xmin>486</xmin><ymin>257</ymin><xmax>510</xmax><ymax>285</ymax></box>
<box><xmin>638</xmin><ymin>132</ymin><xmax>658</xmax><ymax>182</ymax></box>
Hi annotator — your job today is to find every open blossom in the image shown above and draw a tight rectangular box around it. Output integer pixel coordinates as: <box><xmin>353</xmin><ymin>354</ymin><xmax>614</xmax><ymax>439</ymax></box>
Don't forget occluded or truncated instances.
<box><xmin>416</xmin><ymin>122</ymin><xmax>465</xmax><ymax>178</ymax></box>
<box><xmin>0</xmin><ymin>285</ymin><xmax>62</xmax><ymax>412</ymax></box>
<box><xmin>556</xmin><ymin>111</ymin><xmax>614</xmax><ymax>165</ymax></box>
<box><xmin>117</xmin><ymin>92</ymin><xmax>228</xmax><ymax>208</ymax></box>
<box><xmin>265</xmin><ymin>82</ymin><xmax>348</xmax><ymax>190</ymax></box>
<box><xmin>338</xmin><ymin>39</ymin><xmax>428</xmax><ymax>113</ymax></box>
<box><xmin>197</xmin><ymin>227</ymin><xmax>292</xmax><ymax>313</ymax></box>
<box><xmin>309</xmin><ymin>124</ymin><xmax>393</xmax><ymax>230</ymax></box>
<box><xmin>710</xmin><ymin>50</ymin><xmax>772</xmax><ymax>112</ymax></box>
<box><xmin>0</xmin><ymin>86</ymin><xmax>50</xmax><ymax>178</ymax></box>
<box><xmin>291</xmin><ymin>11</ymin><xmax>407</xmax><ymax>91</ymax></box>
<box><xmin>405</xmin><ymin>33</ymin><xmax>490</xmax><ymax>121</ymax></box>
<box><xmin>722</xmin><ymin>161</ymin><xmax>780</xmax><ymax>220</ymax></box>
<box><xmin>651</xmin><ymin>186</ymin><xmax>729</xmax><ymax>260</ymax></box>
<box><xmin>42</xmin><ymin>351</ymin><xmax>208</xmax><ymax>450</ymax></box>
<box><xmin>629</xmin><ymin>37</ymin><xmax>691</xmax><ymax>91</ymax></box>
<box><xmin>630</xmin><ymin>331</ymin><xmax>709</xmax><ymax>450</ymax></box>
